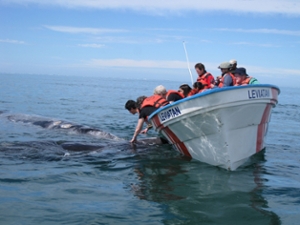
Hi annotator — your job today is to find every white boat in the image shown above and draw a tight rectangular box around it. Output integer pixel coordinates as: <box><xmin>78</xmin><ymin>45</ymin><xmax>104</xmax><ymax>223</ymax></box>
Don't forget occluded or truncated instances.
<box><xmin>149</xmin><ymin>84</ymin><xmax>280</xmax><ymax>170</ymax></box>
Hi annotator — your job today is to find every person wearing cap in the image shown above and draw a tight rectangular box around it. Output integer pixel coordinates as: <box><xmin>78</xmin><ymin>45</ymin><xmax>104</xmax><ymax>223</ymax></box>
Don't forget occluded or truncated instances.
<box><xmin>194</xmin><ymin>63</ymin><xmax>215</xmax><ymax>89</ymax></box>
<box><xmin>232</xmin><ymin>67</ymin><xmax>259</xmax><ymax>85</ymax></box>
<box><xmin>229</xmin><ymin>59</ymin><xmax>237</xmax><ymax>71</ymax></box>
<box><xmin>216</xmin><ymin>62</ymin><xmax>236</xmax><ymax>87</ymax></box>
<box><xmin>125</xmin><ymin>85</ymin><xmax>169</xmax><ymax>143</ymax></box>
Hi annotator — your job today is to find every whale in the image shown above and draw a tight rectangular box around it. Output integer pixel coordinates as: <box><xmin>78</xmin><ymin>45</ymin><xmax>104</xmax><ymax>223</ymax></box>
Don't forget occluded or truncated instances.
<box><xmin>6</xmin><ymin>114</ymin><xmax>121</xmax><ymax>140</ymax></box>
<box><xmin>3</xmin><ymin>113</ymin><xmax>168</xmax><ymax>147</ymax></box>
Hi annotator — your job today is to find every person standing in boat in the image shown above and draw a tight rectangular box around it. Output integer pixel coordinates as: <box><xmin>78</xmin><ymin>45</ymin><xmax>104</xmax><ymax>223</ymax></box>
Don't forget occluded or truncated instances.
<box><xmin>125</xmin><ymin>85</ymin><xmax>169</xmax><ymax>143</ymax></box>
<box><xmin>233</xmin><ymin>67</ymin><xmax>259</xmax><ymax>85</ymax></box>
<box><xmin>229</xmin><ymin>59</ymin><xmax>237</xmax><ymax>71</ymax></box>
<box><xmin>194</xmin><ymin>63</ymin><xmax>215</xmax><ymax>89</ymax></box>
<box><xmin>214</xmin><ymin>62</ymin><xmax>236</xmax><ymax>87</ymax></box>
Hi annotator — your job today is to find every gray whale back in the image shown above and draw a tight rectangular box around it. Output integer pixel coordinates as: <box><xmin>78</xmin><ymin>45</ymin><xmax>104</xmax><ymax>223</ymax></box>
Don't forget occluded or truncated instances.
<box><xmin>7</xmin><ymin>114</ymin><xmax>121</xmax><ymax>140</ymax></box>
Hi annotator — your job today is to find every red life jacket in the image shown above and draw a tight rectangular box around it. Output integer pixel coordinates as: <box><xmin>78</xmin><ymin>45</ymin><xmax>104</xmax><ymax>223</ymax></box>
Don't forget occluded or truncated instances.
<box><xmin>141</xmin><ymin>94</ymin><xmax>168</xmax><ymax>109</ymax></box>
<box><xmin>199</xmin><ymin>80</ymin><xmax>209</xmax><ymax>91</ymax></box>
<box><xmin>166</xmin><ymin>90</ymin><xmax>185</xmax><ymax>99</ymax></box>
<box><xmin>197</xmin><ymin>72</ymin><xmax>214</xmax><ymax>89</ymax></box>
<box><xmin>218</xmin><ymin>72</ymin><xmax>236</xmax><ymax>87</ymax></box>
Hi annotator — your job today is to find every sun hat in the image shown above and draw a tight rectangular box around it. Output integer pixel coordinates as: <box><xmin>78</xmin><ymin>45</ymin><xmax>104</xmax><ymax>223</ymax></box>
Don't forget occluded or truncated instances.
<box><xmin>218</xmin><ymin>62</ymin><xmax>231</xmax><ymax>69</ymax></box>
<box><xmin>232</xmin><ymin>67</ymin><xmax>248</xmax><ymax>76</ymax></box>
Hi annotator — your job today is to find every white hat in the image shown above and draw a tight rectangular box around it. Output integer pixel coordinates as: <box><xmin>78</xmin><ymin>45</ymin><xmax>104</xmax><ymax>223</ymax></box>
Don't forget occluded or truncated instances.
<box><xmin>229</xmin><ymin>59</ymin><xmax>237</xmax><ymax>64</ymax></box>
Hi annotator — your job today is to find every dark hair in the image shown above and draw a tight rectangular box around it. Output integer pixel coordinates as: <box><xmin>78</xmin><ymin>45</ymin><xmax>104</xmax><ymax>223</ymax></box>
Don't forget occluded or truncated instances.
<box><xmin>136</xmin><ymin>96</ymin><xmax>147</xmax><ymax>109</ymax></box>
<box><xmin>179</xmin><ymin>84</ymin><xmax>192</xmax><ymax>97</ymax></box>
<box><xmin>125</xmin><ymin>100</ymin><xmax>137</xmax><ymax>110</ymax></box>
<box><xmin>194</xmin><ymin>63</ymin><xmax>207</xmax><ymax>73</ymax></box>
<box><xmin>193</xmin><ymin>82</ymin><xmax>204</xmax><ymax>90</ymax></box>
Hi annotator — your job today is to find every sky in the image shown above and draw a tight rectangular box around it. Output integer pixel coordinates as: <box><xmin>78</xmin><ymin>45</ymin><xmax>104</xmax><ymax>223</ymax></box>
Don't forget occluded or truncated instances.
<box><xmin>0</xmin><ymin>0</ymin><xmax>300</xmax><ymax>87</ymax></box>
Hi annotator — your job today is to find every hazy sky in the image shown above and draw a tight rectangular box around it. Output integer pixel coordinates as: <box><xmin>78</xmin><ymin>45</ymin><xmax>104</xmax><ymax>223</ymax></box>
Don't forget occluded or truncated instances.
<box><xmin>1</xmin><ymin>0</ymin><xmax>300</xmax><ymax>87</ymax></box>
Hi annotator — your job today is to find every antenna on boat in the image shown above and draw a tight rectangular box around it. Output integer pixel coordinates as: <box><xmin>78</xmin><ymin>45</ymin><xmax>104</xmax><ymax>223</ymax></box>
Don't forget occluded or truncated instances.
<box><xmin>183</xmin><ymin>41</ymin><xmax>194</xmax><ymax>85</ymax></box>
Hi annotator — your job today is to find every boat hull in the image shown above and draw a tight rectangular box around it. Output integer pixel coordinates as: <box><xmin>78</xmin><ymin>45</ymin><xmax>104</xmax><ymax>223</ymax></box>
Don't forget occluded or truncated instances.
<box><xmin>149</xmin><ymin>85</ymin><xmax>280</xmax><ymax>170</ymax></box>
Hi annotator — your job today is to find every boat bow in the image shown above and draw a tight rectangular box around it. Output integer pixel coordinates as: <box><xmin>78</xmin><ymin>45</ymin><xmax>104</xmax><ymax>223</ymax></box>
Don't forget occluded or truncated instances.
<box><xmin>149</xmin><ymin>85</ymin><xmax>280</xmax><ymax>170</ymax></box>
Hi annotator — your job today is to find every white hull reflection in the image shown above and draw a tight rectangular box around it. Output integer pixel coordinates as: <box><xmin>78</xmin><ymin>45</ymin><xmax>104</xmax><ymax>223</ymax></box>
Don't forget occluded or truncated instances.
<box><xmin>149</xmin><ymin>85</ymin><xmax>280</xmax><ymax>170</ymax></box>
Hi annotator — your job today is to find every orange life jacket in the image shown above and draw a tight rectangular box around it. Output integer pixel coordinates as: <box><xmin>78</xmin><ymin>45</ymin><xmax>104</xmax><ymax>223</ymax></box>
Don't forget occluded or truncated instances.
<box><xmin>218</xmin><ymin>72</ymin><xmax>236</xmax><ymax>87</ymax></box>
<box><xmin>166</xmin><ymin>90</ymin><xmax>185</xmax><ymax>99</ymax></box>
<box><xmin>235</xmin><ymin>77</ymin><xmax>254</xmax><ymax>86</ymax></box>
<box><xmin>197</xmin><ymin>72</ymin><xmax>214</xmax><ymax>89</ymax></box>
<box><xmin>187</xmin><ymin>88</ymin><xmax>199</xmax><ymax>96</ymax></box>
<box><xmin>240</xmin><ymin>76</ymin><xmax>253</xmax><ymax>85</ymax></box>
<box><xmin>188</xmin><ymin>81</ymin><xmax>209</xmax><ymax>96</ymax></box>
<box><xmin>199</xmin><ymin>80</ymin><xmax>209</xmax><ymax>90</ymax></box>
<box><xmin>140</xmin><ymin>94</ymin><xmax>168</xmax><ymax>109</ymax></box>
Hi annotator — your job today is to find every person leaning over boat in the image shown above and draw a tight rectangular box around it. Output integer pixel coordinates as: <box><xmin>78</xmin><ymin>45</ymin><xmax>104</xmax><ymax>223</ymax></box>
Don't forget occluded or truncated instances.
<box><xmin>125</xmin><ymin>98</ymin><xmax>153</xmax><ymax>135</ymax></box>
<box><xmin>178</xmin><ymin>84</ymin><xmax>192</xmax><ymax>97</ymax></box>
<box><xmin>125</xmin><ymin>99</ymin><xmax>139</xmax><ymax>115</ymax></box>
<box><xmin>195</xmin><ymin>63</ymin><xmax>215</xmax><ymax>89</ymax></box>
<box><xmin>233</xmin><ymin>67</ymin><xmax>259</xmax><ymax>85</ymax></box>
<box><xmin>136</xmin><ymin>95</ymin><xmax>147</xmax><ymax>109</ymax></box>
<box><xmin>135</xmin><ymin>95</ymin><xmax>153</xmax><ymax>134</ymax></box>
<box><xmin>214</xmin><ymin>62</ymin><xmax>236</xmax><ymax>88</ymax></box>
<box><xmin>125</xmin><ymin>85</ymin><xmax>169</xmax><ymax>143</ymax></box>
<box><xmin>154</xmin><ymin>85</ymin><xmax>183</xmax><ymax>103</ymax></box>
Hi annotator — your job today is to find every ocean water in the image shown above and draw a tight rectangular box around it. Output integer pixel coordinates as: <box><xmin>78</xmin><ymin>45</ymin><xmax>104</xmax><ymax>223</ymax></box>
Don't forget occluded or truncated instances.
<box><xmin>0</xmin><ymin>73</ymin><xmax>299</xmax><ymax>225</ymax></box>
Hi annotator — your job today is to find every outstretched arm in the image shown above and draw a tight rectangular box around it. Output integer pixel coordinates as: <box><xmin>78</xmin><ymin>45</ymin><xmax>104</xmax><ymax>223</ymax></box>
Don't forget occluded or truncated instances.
<box><xmin>130</xmin><ymin>118</ymin><xmax>145</xmax><ymax>143</ymax></box>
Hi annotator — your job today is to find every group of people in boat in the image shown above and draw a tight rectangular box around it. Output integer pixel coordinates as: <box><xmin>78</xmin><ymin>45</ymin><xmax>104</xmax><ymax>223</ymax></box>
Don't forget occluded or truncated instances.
<box><xmin>125</xmin><ymin>60</ymin><xmax>259</xmax><ymax>143</ymax></box>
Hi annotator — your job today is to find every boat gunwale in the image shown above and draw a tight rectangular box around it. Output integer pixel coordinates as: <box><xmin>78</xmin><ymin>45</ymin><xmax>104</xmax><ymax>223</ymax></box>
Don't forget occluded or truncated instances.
<box><xmin>153</xmin><ymin>98</ymin><xmax>276</xmax><ymax>132</ymax></box>
<box><xmin>149</xmin><ymin>84</ymin><xmax>280</xmax><ymax>120</ymax></box>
